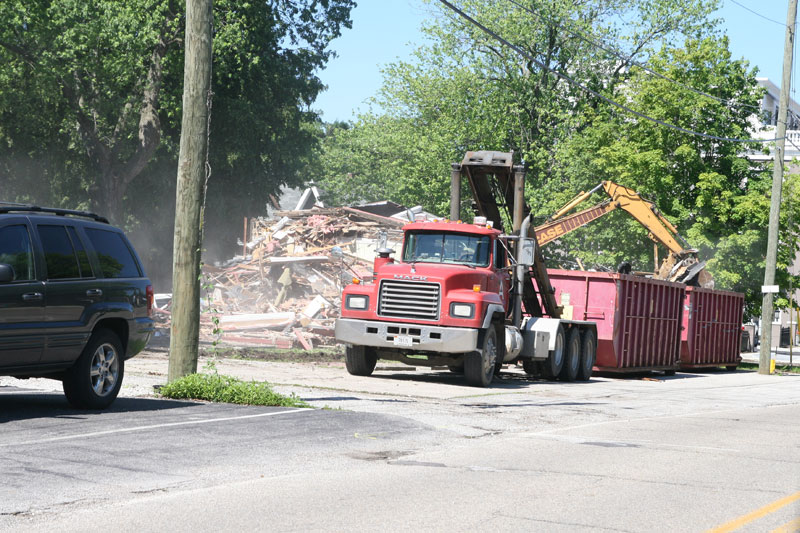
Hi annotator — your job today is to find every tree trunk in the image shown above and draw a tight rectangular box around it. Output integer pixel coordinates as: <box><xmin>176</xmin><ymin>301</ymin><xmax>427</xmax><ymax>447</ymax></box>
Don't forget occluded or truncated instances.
<box><xmin>168</xmin><ymin>0</ymin><xmax>213</xmax><ymax>381</ymax></box>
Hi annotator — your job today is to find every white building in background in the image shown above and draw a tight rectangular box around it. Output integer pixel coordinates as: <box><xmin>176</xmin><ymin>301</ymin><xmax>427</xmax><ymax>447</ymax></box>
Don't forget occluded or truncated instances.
<box><xmin>748</xmin><ymin>78</ymin><xmax>800</xmax><ymax>161</ymax></box>
<box><xmin>745</xmin><ymin>78</ymin><xmax>799</xmax><ymax>348</ymax></box>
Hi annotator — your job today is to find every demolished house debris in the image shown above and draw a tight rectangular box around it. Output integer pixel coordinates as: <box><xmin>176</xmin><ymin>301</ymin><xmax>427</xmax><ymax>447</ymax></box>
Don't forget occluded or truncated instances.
<box><xmin>153</xmin><ymin>194</ymin><xmax>433</xmax><ymax>351</ymax></box>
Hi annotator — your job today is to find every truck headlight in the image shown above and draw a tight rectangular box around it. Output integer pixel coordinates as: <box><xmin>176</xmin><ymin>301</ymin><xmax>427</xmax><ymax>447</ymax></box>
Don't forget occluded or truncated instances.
<box><xmin>450</xmin><ymin>302</ymin><xmax>475</xmax><ymax>319</ymax></box>
<box><xmin>345</xmin><ymin>294</ymin><xmax>369</xmax><ymax>310</ymax></box>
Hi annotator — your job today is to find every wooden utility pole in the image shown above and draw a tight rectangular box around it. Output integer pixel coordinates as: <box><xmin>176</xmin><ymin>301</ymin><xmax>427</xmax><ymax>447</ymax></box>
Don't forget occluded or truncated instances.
<box><xmin>760</xmin><ymin>0</ymin><xmax>797</xmax><ymax>374</ymax></box>
<box><xmin>169</xmin><ymin>0</ymin><xmax>213</xmax><ymax>381</ymax></box>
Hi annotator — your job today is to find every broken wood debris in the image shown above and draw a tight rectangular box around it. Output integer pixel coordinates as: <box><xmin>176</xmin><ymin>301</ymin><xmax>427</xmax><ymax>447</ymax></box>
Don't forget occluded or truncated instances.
<box><xmin>154</xmin><ymin>207</ymin><xmax>404</xmax><ymax>351</ymax></box>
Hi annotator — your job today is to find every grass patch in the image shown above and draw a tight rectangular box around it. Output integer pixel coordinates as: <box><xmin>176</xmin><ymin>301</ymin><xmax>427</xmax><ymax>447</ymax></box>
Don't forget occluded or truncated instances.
<box><xmin>160</xmin><ymin>373</ymin><xmax>311</xmax><ymax>407</ymax></box>
<box><xmin>738</xmin><ymin>362</ymin><xmax>800</xmax><ymax>374</ymax></box>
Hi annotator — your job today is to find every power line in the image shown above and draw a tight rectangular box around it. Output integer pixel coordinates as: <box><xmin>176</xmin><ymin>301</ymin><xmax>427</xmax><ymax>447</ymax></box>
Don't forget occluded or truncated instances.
<box><xmin>729</xmin><ymin>0</ymin><xmax>789</xmax><ymax>28</ymax></box>
<box><xmin>504</xmin><ymin>0</ymin><xmax>762</xmax><ymax>112</ymax></box>
<box><xmin>435</xmin><ymin>0</ymin><xmax>784</xmax><ymax>144</ymax></box>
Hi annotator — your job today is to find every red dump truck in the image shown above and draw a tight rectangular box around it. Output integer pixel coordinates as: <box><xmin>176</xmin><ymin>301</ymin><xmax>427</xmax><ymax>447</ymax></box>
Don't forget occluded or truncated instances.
<box><xmin>335</xmin><ymin>152</ymin><xmax>598</xmax><ymax>387</ymax></box>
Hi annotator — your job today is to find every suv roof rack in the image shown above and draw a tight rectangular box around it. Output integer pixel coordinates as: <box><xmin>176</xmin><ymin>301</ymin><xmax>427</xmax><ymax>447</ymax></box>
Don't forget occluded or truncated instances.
<box><xmin>0</xmin><ymin>203</ymin><xmax>110</xmax><ymax>224</ymax></box>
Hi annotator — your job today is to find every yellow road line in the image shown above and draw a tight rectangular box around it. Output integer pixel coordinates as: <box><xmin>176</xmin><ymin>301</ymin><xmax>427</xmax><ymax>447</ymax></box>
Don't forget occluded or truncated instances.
<box><xmin>708</xmin><ymin>491</ymin><xmax>800</xmax><ymax>533</ymax></box>
<box><xmin>772</xmin><ymin>517</ymin><xmax>800</xmax><ymax>533</ymax></box>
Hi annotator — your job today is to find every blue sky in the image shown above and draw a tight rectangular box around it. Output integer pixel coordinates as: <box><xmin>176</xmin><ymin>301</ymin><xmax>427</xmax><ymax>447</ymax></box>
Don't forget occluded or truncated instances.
<box><xmin>313</xmin><ymin>0</ymin><xmax>796</xmax><ymax>123</ymax></box>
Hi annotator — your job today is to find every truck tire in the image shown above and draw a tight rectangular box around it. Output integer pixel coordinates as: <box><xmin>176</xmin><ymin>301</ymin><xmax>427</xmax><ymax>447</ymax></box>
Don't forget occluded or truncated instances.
<box><xmin>62</xmin><ymin>329</ymin><xmax>125</xmax><ymax>410</ymax></box>
<box><xmin>577</xmin><ymin>328</ymin><xmax>596</xmax><ymax>381</ymax></box>
<box><xmin>493</xmin><ymin>322</ymin><xmax>505</xmax><ymax>375</ymax></box>
<box><xmin>465</xmin><ymin>327</ymin><xmax>497</xmax><ymax>387</ymax></box>
<box><xmin>559</xmin><ymin>327</ymin><xmax>581</xmax><ymax>382</ymax></box>
<box><xmin>345</xmin><ymin>345</ymin><xmax>377</xmax><ymax>376</ymax></box>
<box><xmin>542</xmin><ymin>325</ymin><xmax>565</xmax><ymax>380</ymax></box>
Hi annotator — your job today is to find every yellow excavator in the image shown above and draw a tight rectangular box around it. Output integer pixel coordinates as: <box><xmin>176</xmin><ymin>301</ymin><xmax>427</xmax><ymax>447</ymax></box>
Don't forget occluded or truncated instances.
<box><xmin>534</xmin><ymin>181</ymin><xmax>712</xmax><ymax>287</ymax></box>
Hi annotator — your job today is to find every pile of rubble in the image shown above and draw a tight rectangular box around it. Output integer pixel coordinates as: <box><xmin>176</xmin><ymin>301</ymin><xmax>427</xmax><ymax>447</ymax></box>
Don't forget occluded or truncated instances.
<box><xmin>153</xmin><ymin>205</ymin><xmax>407</xmax><ymax>350</ymax></box>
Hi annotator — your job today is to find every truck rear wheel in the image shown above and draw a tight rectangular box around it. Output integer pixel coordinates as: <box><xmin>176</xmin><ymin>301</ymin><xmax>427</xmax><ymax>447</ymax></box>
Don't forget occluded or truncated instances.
<box><xmin>559</xmin><ymin>327</ymin><xmax>581</xmax><ymax>382</ymax></box>
<box><xmin>542</xmin><ymin>325</ymin><xmax>565</xmax><ymax>380</ymax></box>
<box><xmin>345</xmin><ymin>345</ymin><xmax>377</xmax><ymax>376</ymax></box>
<box><xmin>577</xmin><ymin>329</ymin><xmax>596</xmax><ymax>381</ymax></box>
<box><xmin>465</xmin><ymin>327</ymin><xmax>497</xmax><ymax>387</ymax></box>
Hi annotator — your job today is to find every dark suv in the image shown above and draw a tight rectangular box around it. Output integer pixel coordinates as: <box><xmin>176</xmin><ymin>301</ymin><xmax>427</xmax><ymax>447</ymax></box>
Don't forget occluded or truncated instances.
<box><xmin>0</xmin><ymin>204</ymin><xmax>154</xmax><ymax>409</ymax></box>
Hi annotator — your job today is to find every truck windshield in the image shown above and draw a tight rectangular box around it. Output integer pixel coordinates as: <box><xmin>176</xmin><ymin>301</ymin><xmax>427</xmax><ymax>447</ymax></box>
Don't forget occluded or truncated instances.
<box><xmin>403</xmin><ymin>232</ymin><xmax>491</xmax><ymax>267</ymax></box>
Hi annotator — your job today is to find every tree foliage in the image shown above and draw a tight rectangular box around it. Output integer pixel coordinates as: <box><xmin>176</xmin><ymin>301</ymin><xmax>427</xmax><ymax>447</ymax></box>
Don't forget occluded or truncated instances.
<box><xmin>0</xmin><ymin>0</ymin><xmax>355</xmax><ymax>281</ymax></box>
<box><xmin>314</xmin><ymin>0</ymin><xmax>799</xmax><ymax>315</ymax></box>
<box><xmin>550</xmin><ymin>36</ymin><xmax>800</xmax><ymax>313</ymax></box>
<box><xmin>316</xmin><ymin>0</ymin><xmax>719</xmax><ymax>207</ymax></box>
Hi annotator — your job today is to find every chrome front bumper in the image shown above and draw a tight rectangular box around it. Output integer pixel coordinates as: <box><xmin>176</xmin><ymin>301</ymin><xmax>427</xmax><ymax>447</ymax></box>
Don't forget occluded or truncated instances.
<box><xmin>335</xmin><ymin>318</ymin><xmax>479</xmax><ymax>353</ymax></box>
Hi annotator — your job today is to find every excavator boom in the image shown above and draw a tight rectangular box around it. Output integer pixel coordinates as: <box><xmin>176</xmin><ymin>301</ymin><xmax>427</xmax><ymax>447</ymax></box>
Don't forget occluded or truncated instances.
<box><xmin>599</xmin><ymin>181</ymin><xmax>690</xmax><ymax>256</ymax></box>
<box><xmin>535</xmin><ymin>180</ymin><xmax>709</xmax><ymax>286</ymax></box>
<box><xmin>537</xmin><ymin>181</ymin><xmax>692</xmax><ymax>254</ymax></box>
<box><xmin>536</xmin><ymin>200</ymin><xmax>615</xmax><ymax>246</ymax></box>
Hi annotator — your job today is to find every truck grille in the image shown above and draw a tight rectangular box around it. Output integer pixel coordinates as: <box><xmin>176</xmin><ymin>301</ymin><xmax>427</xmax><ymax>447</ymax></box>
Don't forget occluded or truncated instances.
<box><xmin>378</xmin><ymin>280</ymin><xmax>440</xmax><ymax>321</ymax></box>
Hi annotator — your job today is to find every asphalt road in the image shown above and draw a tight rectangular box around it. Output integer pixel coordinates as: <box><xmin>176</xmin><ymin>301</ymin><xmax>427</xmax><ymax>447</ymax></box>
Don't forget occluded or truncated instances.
<box><xmin>2</xmin><ymin>358</ymin><xmax>799</xmax><ymax>532</ymax></box>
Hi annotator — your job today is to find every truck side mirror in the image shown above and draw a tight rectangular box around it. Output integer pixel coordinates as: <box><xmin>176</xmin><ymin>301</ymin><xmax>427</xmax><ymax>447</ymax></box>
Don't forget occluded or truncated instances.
<box><xmin>518</xmin><ymin>237</ymin><xmax>535</xmax><ymax>266</ymax></box>
<box><xmin>0</xmin><ymin>263</ymin><xmax>15</xmax><ymax>283</ymax></box>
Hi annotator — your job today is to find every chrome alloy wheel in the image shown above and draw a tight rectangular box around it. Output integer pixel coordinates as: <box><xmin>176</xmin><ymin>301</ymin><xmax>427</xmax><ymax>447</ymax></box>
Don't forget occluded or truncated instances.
<box><xmin>90</xmin><ymin>343</ymin><xmax>119</xmax><ymax>397</ymax></box>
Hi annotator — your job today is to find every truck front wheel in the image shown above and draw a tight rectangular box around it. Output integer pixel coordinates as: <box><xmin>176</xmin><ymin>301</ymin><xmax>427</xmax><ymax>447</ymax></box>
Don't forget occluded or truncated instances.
<box><xmin>465</xmin><ymin>327</ymin><xmax>497</xmax><ymax>387</ymax></box>
<box><xmin>345</xmin><ymin>345</ymin><xmax>377</xmax><ymax>376</ymax></box>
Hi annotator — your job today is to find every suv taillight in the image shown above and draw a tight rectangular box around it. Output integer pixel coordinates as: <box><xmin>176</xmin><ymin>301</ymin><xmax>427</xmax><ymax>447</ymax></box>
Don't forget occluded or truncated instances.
<box><xmin>146</xmin><ymin>285</ymin><xmax>154</xmax><ymax>317</ymax></box>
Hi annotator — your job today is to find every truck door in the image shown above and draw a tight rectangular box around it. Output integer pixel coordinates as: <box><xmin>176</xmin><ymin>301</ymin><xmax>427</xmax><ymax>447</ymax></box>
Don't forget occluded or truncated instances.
<box><xmin>0</xmin><ymin>221</ymin><xmax>45</xmax><ymax>367</ymax></box>
<box><xmin>494</xmin><ymin>239</ymin><xmax>511</xmax><ymax>309</ymax></box>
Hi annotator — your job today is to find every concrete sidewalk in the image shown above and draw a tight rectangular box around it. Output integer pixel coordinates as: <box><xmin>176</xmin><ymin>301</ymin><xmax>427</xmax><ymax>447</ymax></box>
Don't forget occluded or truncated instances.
<box><xmin>742</xmin><ymin>347</ymin><xmax>800</xmax><ymax>366</ymax></box>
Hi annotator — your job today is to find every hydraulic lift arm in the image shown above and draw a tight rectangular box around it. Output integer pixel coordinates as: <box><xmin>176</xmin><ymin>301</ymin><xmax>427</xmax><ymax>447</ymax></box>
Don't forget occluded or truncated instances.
<box><xmin>456</xmin><ymin>151</ymin><xmax>561</xmax><ymax>318</ymax></box>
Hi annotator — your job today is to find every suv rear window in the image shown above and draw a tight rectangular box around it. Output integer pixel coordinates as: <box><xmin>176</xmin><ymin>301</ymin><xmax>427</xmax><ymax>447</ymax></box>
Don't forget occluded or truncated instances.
<box><xmin>0</xmin><ymin>225</ymin><xmax>36</xmax><ymax>281</ymax></box>
<box><xmin>85</xmin><ymin>228</ymin><xmax>141</xmax><ymax>278</ymax></box>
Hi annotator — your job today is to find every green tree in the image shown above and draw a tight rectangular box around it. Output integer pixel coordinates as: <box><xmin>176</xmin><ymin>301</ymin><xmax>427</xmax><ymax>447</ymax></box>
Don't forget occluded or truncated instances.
<box><xmin>314</xmin><ymin>1</ymin><xmax>797</xmax><ymax>314</ymax></box>
<box><xmin>0</xmin><ymin>0</ymin><xmax>354</xmax><ymax>240</ymax></box>
<box><xmin>316</xmin><ymin>0</ymin><xmax>719</xmax><ymax>214</ymax></box>
<box><xmin>559</xmin><ymin>36</ymin><xmax>799</xmax><ymax>314</ymax></box>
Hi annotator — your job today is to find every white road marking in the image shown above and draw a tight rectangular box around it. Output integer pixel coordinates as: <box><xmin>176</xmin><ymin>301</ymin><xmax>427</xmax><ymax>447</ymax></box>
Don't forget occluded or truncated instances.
<box><xmin>1</xmin><ymin>408</ymin><xmax>312</xmax><ymax>447</ymax></box>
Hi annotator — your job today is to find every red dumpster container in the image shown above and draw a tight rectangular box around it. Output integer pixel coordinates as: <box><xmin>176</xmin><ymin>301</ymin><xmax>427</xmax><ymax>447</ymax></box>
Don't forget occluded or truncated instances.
<box><xmin>680</xmin><ymin>287</ymin><xmax>744</xmax><ymax>369</ymax></box>
<box><xmin>546</xmin><ymin>270</ymin><xmax>685</xmax><ymax>372</ymax></box>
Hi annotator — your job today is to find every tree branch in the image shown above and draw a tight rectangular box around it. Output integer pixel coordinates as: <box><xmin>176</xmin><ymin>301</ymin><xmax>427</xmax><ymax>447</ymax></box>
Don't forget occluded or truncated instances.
<box><xmin>114</xmin><ymin>37</ymin><xmax>169</xmax><ymax>187</ymax></box>
<box><xmin>61</xmin><ymin>74</ymin><xmax>109</xmax><ymax>171</ymax></box>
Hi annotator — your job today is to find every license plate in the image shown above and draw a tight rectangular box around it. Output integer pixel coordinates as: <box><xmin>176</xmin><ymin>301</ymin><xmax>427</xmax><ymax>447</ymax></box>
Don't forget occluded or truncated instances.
<box><xmin>393</xmin><ymin>335</ymin><xmax>413</xmax><ymax>347</ymax></box>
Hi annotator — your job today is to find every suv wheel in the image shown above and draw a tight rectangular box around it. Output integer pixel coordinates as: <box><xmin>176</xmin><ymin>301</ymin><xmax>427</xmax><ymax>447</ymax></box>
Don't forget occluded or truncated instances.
<box><xmin>63</xmin><ymin>329</ymin><xmax>124</xmax><ymax>409</ymax></box>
